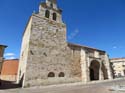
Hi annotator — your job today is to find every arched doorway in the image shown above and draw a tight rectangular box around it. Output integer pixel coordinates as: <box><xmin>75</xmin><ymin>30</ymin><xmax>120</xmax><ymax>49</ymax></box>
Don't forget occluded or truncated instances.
<box><xmin>90</xmin><ymin>60</ymin><xmax>100</xmax><ymax>81</ymax></box>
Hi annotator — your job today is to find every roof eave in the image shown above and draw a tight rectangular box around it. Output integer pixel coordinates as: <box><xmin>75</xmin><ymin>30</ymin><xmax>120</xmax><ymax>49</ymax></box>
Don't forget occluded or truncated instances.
<box><xmin>0</xmin><ymin>45</ymin><xmax>8</xmax><ymax>48</ymax></box>
<box><xmin>68</xmin><ymin>42</ymin><xmax>105</xmax><ymax>53</ymax></box>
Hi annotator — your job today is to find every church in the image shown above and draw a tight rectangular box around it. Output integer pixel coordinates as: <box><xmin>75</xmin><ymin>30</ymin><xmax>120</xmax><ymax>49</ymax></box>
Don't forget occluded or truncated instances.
<box><xmin>17</xmin><ymin>0</ymin><xmax>113</xmax><ymax>87</ymax></box>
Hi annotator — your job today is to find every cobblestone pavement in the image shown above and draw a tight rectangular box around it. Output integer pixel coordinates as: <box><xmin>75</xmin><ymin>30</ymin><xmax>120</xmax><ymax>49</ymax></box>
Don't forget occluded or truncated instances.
<box><xmin>0</xmin><ymin>79</ymin><xmax>125</xmax><ymax>93</ymax></box>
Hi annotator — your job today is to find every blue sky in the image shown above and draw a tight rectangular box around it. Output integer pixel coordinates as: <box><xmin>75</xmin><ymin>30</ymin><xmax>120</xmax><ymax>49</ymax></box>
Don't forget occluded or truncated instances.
<box><xmin>0</xmin><ymin>0</ymin><xmax>125</xmax><ymax>59</ymax></box>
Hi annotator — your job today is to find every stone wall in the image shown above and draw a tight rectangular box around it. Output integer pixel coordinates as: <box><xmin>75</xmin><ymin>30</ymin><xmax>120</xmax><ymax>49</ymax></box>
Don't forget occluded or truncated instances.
<box><xmin>68</xmin><ymin>43</ymin><xmax>113</xmax><ymax>82</ymax></box>
<box><xmin>21</xmin><ymin>14</ymin><xmax>81</xmax><ymax>87</ymax></box>
<box><xmin>17</xmin><ymin>17</ymin><xmax>32</xmax><ymax>85</ymax></box>
<box><xmin>67</xmin><ymin>45</ymin><xmax>82</xmax><ymax>78</ymax></box>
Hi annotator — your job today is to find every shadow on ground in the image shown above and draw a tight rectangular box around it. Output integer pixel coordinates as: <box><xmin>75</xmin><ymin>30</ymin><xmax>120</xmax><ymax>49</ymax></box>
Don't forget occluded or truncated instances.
<box><xmin>0</xmin><ymin>80</ymin><xmax>20</xmax><ymax>90</ymax></box>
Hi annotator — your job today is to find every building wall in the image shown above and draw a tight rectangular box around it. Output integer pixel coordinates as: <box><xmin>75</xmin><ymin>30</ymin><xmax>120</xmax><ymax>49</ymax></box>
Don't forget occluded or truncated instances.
<box><xmin>0</xmin><ymin>75</ymin><xmax>17</xmax><ymax>81</ymax></box>
<box><xmin>17</xmin><ymin>0</ymin><xmax>113</xmax><ymax>87</ymax></box>
<box><xmin>67</xmin><ymin>45</ymin><xmax>82</xmax><ymax>79</ymax></box>
<box><xmin>110</xmin><ymin>58</ymin><xmax>125</xmax><ymax>78</ymax></box>
<box><xmin>0</xmin><ymin>47</ymin><xmax>3</xmax><ymax>74</ymax></box>
<box><xmin>0</xmin><ymin>45</ymin><xmax>7</xmax><ymax>74</ymax></box>
<box><xmin>21</xmin><ymin>14</ymin><xmax>83</xmax><ymax>87</ymax></box>
<box><xmin>0</xmin><ymin>47</ymin><xmax>4</xmax><ymax>58</ymax></box>
<box><xmin>17</xmin><ymin>17</ymin><xmax>32</xmax><ymax>85</ymax></box>
<box><xmin>1</xmin><ymin>59</ymin><xmax>19</xmax><ymax>81</ymax></box>
<box><xmin>17</xmin><ymin>0</ymin><xmax>83</xmax><ymax>87</ymax></box>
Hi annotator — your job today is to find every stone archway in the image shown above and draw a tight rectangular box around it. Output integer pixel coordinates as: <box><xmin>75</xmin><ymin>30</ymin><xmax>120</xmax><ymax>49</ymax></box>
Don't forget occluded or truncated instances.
<box><xmin>90</xmin><ymin>60</ymin><xmax>100</xmax><ymax>81</ymax></box>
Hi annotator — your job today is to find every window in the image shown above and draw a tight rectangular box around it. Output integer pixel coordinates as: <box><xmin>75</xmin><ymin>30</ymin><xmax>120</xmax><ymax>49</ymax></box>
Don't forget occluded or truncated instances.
<box><xmin>50</xmin><ymin>3</ymin><xmax>53</xmax><ymax>8</ymax></box>
<box><xmin>118</xmin><ymin>73</ymin><xmax>122</xmax><ymax>77</ymax></box>
<box><xmin>45</xmin><ymin>10</ymin><xmax>50</xmax><ymax>18</ymax></box>
<box><xmin>59</xmin><ymin>72</ymin><xmax>65</xmax><ymax>77</ymax></box>
<box><xmin>30</xmin><ymin>50</ymin><xmax>34</xmax><ymax>55</ymax></box>
<box><xmin>53</xmin><ymin>13</ymin><xmax>57</xmax><ymax>21</ymax></box>
<box><xmin>48</xmin><ymin>72</ymin><xmax>55</xmax><ymax>77</ymax></box>
<box><xmin>123</xmin><ymin>65</ymin><xmax>125</xmax><ymax>67</ymax></box>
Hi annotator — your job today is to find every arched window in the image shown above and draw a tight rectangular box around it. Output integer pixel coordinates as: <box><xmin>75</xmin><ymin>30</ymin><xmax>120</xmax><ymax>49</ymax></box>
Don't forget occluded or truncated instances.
<box><xmin>59</xmin><ymin>72</ymin><xmax>65</xmax><ymax>77</ymax></box>
<box><xmin>48</xmin><ymin>72</ymin><xmax>55</xmax><ymax>77</ymax></box>
<box><xmin>53</xmin><ymin>13</ymin><xmax>57</xmax><ymax>21</ymax></box>
<box><xmin>45</xmin><ymin>10</ymin><xmax>50</xmax><ymax>18</ymax></box>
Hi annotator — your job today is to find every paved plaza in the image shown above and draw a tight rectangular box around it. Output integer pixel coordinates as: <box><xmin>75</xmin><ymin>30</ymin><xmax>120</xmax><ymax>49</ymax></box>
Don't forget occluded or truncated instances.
<box><xmin>0</xmin><ymin>79</ymin><xmax>125</xmax><ymax>93</ymax></box>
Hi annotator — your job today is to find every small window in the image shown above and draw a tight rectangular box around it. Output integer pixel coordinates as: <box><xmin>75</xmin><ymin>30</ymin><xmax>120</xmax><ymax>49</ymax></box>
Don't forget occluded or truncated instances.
<box><xmin>59</xmin><ymin>72</ymin><xmax>65</xmax><ymax>77</ymax></box>
<box><xmin>50</xmin><ymin>3</ymin><xmax>53</xmax><ymax>8</ymax></box>
<box><xmin>45</xmin><ymin>10</ymin><xmax>50</xmax><ymax>18</ymax></box>
<box><xmin>123</xmin><ymin>65</ymin><xmax>125</xmax><ymax>67</ymax></box>
<box><xmin>118</xmin><ymin>73</ymin><xmax>122</xmax><ymax>77</ymax></box>
<box><xmin>48</xmin><ymin>72</ymin><xmax>55</xmax><ymax>77</ymax></box>
<box><xmin>30</xmin><ymin>50</ymin><xmax>34</xmax><ymax>55</ymax></box>
<box><xmin>53</xmin><ymin>13</ymin><xmax>57</xmax><ymax>21</ymax></box>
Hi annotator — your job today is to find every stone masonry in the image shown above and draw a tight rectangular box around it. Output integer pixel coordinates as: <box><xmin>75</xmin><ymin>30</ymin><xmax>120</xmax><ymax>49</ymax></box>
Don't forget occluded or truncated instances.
<box><xmin>17</xmin><ymin>0</ymin><xmax>113</xmax><ymax>87</ymax></box>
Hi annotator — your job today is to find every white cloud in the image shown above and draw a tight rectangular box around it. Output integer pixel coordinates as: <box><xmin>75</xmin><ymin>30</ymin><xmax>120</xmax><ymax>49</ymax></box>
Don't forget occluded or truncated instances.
<box><xmin>68</xmin><ymin>29</ymin><xmax>79</xmax><ymax>40</ymax></box>
<box><xmin>113</xmin><ymin>46</ymin><xmax>117</xmax><ymax>49</ymax></box>
<box><xmin>6</xmin><ymin>56</ymin><xmax>16</xmax><ymax>60</ymax></box>
<box><xmin>4</xmin><ymin>53</ymin><xmax>15</xmax><ymax>57</ymax></box>
<box><xmin>4</xmin><ymin>53</ymin><xmax>16</xmax><ymax>60</ymax></box>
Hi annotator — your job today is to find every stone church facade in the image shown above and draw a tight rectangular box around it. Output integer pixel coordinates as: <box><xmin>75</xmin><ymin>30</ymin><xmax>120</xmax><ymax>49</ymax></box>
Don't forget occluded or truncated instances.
<box><xmin>17</xmin><ymin>0</ymin><xmax>113</xmax><ymax>87</ymax></box>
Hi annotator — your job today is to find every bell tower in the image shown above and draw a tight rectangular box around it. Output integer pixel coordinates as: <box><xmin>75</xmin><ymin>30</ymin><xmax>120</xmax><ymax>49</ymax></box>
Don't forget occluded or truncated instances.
<box><xmin>46</xmin><ymin>0</ymin><xmax>57</xmax><ymax>9</ymax></box>
<box><xmin>39</xmin><ymin>0</ymin><xmax>63</xmax><ymax>23</ymax></box>
<box><xmin>17</xmin><ymin>0</ymin><xmax>68</xmax><ymax>87</ymax></box>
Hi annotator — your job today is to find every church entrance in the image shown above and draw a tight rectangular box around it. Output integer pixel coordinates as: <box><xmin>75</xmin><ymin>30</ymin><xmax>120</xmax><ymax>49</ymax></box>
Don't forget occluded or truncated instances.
<box><xmin>90</xmin><ymin>60</ymin><xmax>100</xmax><ymax>81</ymax></box>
